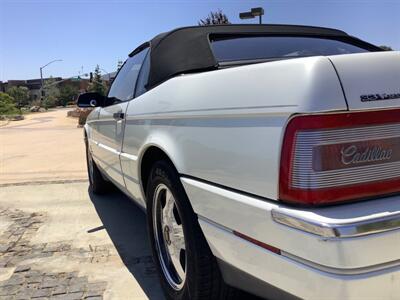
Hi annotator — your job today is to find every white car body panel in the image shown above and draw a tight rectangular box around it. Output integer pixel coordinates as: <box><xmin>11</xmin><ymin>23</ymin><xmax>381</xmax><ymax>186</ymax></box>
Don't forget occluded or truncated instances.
<box><xmin>121</xmin><ymin>56</ymin><xmax>347</xmax><ymax>202</ymax></box>
<box><xmin>181</xmin><ymin>177</ymin><xmax>400</xmax><ymax>269</ymax></box>
<box><xmin>84</xmin><ymin>51</ymin><xmax>400</xmax><ymax>300</ymax></box>
<box><xmin>328</xmin><ymin>51</ymin><xmax>400</xmax><ymax>110</ymax></box>
<box><xmin>200</xmin><ymin>219</ymin><xmax>400</xmax><ymax>300</ymax></box>
<box><xmin>91</xmin><ymin>103</ymin><xmax>129</xmax><ymax>188</ymax></box>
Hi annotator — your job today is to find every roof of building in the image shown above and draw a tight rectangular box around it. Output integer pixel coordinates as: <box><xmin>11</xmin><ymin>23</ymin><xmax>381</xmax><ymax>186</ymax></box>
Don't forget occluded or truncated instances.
<box><xmin>128</xmin><ymin>24</ymin><xmax>380</xmax><ymax>89</ymax></box>
<box><xmin>101</xmin><ymin>72</ymin><xmax>117</xmax><ymax>81</ymax></box>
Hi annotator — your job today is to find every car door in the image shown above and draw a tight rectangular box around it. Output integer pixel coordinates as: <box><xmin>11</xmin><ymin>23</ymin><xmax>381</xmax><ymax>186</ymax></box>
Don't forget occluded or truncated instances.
<box><xmin>119</xmin><ymin>48</ymin><xmax>151</xmax><ymax>206</ymax></box>
<box><xmin>92</xmin><ymin>47</ymin><xmax>149</xmax><ymax>188</ymax></box>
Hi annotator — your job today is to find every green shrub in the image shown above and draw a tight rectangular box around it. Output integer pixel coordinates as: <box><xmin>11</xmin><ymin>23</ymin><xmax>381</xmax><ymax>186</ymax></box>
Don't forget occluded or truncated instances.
<box><xmin>59</xmin><ymin>85</ymin><xmax>79</xmax><ymax>106</ymax></box>
<box><xmin>6</xmin><ymin>86</ymin><xmax>30</xmax><ymax>107</ymax></box>
<box><xmin>0</xmin><ymin>92</ymin><xmax>21</xmax><ymax>115</ymax></box>
<box><xmin>43</xmin><ymin>96</ymin><xmax>57</xmax><ymax>109</ymax></box>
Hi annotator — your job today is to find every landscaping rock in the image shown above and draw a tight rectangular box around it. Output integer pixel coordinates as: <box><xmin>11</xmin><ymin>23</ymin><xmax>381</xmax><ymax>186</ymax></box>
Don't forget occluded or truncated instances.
<box><xmin>30</xmin><ymin>106</ymin><xmax>40</xmax><ymax>112</ymax></box>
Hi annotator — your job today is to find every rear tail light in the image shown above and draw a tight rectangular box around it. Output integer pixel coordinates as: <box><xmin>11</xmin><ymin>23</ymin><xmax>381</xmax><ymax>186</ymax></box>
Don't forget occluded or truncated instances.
<box><xmin>279</xmin><ymin>109</ymin><xmax>400</xmax><ymax>205</ymax></box>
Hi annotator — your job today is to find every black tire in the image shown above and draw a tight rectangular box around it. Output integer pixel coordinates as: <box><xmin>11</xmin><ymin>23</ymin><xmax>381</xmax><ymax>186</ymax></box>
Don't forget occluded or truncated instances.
<box><xmin>85</xmin><ymin>137</ymin><xmax>111</xmax><ymax>194</ymax></box>
<box><xmin>146</xmin><ymin>160</ymin><xmax>237</xmax><ymax>300</ymax></box>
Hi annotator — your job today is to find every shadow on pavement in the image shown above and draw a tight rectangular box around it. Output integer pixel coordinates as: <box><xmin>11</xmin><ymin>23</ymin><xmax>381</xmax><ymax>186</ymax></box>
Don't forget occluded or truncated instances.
<box><xmin>89</xmin><ymin>187</ymin><xmax>263</xmax><ymax>300</ymax></box>
<box><xmin>88</xmin><ymin>188</ymin><xmax>165</xmax><ymax>300</ymax></box>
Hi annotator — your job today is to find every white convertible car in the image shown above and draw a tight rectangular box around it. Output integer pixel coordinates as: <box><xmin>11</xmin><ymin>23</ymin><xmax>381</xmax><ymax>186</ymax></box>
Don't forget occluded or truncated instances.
<box><xmin>78</xmin><ymin>25</ymin><xmax>400</xmax><ymax>300</ymax></box>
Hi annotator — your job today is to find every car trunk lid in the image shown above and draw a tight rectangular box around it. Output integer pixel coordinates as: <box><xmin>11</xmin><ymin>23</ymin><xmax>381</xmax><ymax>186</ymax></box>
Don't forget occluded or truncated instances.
<box><xmin>328</xmin><ymin>51</ymin><xmax>400</xmax><ymax>111</ymax></box>
<box><xmin>280</xmin><ymin>51</ymin><xmax>400</xmax><ymax>205</ymax></box>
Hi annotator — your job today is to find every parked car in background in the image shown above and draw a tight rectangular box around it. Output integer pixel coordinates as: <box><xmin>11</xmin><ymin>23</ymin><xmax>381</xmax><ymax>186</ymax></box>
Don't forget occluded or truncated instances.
<box><xmin>78</xmin><ymin>25</ymin><xmax>400</xmax><ymax>300</ymax></box>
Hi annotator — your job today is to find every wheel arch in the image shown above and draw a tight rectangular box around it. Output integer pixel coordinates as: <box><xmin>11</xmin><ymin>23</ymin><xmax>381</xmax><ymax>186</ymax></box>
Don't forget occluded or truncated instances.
<box><xmin>139</xmin><ymin>144</ymin><xmax>181</xmax><ymax>200</ymax></box>
<box><xmin>83</xmin><ymin>124</ymin><xmax>92</xmax><ymax>148</ymax></box>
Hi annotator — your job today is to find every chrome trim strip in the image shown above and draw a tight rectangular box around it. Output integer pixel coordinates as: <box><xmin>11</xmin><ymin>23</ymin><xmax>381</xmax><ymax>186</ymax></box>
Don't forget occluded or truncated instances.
<box><xmin>271</xmin><ymin>209</ymin><xmax>400</xmax><ymax>238</ymax></box>
<box><xmin>282</xmin><ymin>251</ymin><xmax>400</xmax><ymax>275</ymax></box>
<box><xmin>120</xmin><ymin>152</ymin><xmax>138</xmax><ymax>161</ymax></box>
<box><xmin>97</xmin><ymin>142</ymin><xmax>121</xmax><ymax>155</ymax></box>
<box><xmin>197</xmin><ymin>215</ymin><xmax>234</xmax><ymax>233</ymax></box>
<box><xmin>200</xmin><ymin>213</ymin><xmax>400</xmax><ymax>275</ymax></box>
<box><xmin>93</xmin><ymin>142</ymin><xmax>138</xmax><ymax>161</ymax></box>
<box><xmin>125</xmin><ymin>104</ymin><xmax>298</xmax><ymax>120</ymax></box>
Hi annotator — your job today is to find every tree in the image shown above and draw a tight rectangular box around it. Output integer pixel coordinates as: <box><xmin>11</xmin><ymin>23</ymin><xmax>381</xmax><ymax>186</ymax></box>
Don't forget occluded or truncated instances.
<box><xmin>88</xmin><ymin>65</ymin><xmax>107</xmax><ymax>96</ymax></box>
<box><xmin>43</xmin><ymin>78</ymin><xmax>60</xmax><ymax>109</ymax></box>
<box><xmin>0</xmin><ymin>92</ymin><xmax>20</xmax><ymax>115</ymax></box>
<box><xmin>7</xmin><ymin>86</ymin><xmax>30</xmax><ymax>108</ymax></box>
<box><xmin>380</xmin><ymin>45</ymin><xmax>393</xmax><ymax>51</ymax></box>
<box><xmin>59</xmin><ymin>84</ymin><xmax>79</xmax><ymax>106</ymax></box>
<box><xmin>198</xmin><ymin>9</ymin><xmax>230</xmax><ymax>26</ymax></box>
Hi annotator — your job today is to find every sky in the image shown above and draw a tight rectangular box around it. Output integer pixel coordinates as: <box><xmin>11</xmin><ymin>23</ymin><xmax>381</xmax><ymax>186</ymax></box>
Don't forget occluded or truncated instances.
<box><xmin>1</xmin><ymin>0</ymin><xmax>399</xmax><ymax>81</ymax></box>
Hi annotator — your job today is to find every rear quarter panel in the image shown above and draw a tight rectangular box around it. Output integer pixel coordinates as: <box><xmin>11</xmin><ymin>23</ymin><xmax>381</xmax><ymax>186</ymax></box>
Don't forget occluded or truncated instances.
<box><xmin>121</xmin><ymin>56</ymin><xmax>347</xmax><ymax>202</ymax></box>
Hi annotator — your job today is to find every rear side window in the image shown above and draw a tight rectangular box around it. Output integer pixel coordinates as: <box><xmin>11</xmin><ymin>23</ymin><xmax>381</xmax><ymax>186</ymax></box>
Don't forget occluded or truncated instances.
<box><xmin>135</xmin><ymin>50</ymin><xmax>150</xmax><ymax>98</ymax></box>
<box><xmin>108</xmin><ymin>47</ymin><xmax>149</xmax><ymax>101</ymax></box>
<box><xmin>210</xmin><ymin>36</ymin><xmax>371</xmax><ymax>62</ymax></box>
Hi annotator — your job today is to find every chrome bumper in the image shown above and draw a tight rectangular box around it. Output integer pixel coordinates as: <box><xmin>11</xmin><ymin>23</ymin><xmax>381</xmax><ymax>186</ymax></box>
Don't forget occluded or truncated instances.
<box><xmin>272</xmin><ymin>208</ymin><xmax>400</xmax><ymax>238</ymax></box>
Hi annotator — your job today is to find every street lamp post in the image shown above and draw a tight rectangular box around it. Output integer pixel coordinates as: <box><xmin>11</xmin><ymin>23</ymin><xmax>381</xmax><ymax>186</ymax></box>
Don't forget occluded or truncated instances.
<box><xmin>40</xmin><ymin>59</ymin><xmax>62</xmax><ymax>101</ymax></box>
<box><xmin>239</xmin><ymin>7</ymin><xmax>265</xmax><ymax>24</ymax></box>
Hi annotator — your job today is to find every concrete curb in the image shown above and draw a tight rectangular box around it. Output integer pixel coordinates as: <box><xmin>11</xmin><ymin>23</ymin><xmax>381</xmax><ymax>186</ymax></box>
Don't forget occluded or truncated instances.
<box><xmin>0</xmin><ymin>179</ymin><xmax>88</xmax><ymax>188</ymax></box>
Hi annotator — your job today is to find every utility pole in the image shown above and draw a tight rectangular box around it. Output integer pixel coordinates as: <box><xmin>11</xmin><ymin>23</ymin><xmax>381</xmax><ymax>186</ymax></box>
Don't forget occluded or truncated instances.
<box><xmin>40</xmin><ymin>68</ymin><xmax>44</xmax><ymax>100</ymax></box>
<box><xmin>39</xmin><ymin>59</ymin><xmax>63</xmax><ymax>101</ymax></box>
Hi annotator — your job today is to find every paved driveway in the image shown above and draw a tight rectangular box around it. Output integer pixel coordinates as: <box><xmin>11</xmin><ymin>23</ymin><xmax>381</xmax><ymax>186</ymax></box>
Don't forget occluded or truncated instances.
<box><xmin>0</xmin><ymin>183</ymin><xmax>164</xmax><ymax>300</ymax></box>
<box><xmin>0</xmin><ymin>108</ymin><xmax>87</xmax><ymax>185</ymax></box>
<box><xmin>0</xmin><ymin>109</ymin><xmax>164</xmax><ymax>299</ymax></box>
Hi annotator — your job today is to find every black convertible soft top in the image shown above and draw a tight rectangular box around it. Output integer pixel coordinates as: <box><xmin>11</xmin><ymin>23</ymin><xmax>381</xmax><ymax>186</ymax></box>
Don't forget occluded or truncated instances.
<box><xmin>130</xmin><ymin>24</ymin><xmax>379</xmax><ymax>89</ymax></box>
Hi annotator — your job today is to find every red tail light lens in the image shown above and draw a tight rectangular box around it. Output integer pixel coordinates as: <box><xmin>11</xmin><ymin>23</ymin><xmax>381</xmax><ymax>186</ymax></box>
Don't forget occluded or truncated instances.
<box><xmin>279</xmin><ymin>109</ymin><xmax>400</xmax><ymax>205</ymax></box>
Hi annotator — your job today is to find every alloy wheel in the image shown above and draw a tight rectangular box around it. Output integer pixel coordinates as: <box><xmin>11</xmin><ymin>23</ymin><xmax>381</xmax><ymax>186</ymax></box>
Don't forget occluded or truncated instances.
<box><xmin>153</xmin><ymin>183</ymin><xmax>187</xmax><ymax>290</ymax></box>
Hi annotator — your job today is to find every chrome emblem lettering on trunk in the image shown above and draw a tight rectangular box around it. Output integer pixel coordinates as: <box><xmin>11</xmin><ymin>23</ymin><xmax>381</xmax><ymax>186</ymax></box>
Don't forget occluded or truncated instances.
<box><xmin>360</xmin><ymin>93</ymin><xmax>400</xmax><ymax>102</ymax></box>
<box><xmin>341</xmin><ymin>145</ymin><xmax>393</xmax><ymax>165</ymax></box>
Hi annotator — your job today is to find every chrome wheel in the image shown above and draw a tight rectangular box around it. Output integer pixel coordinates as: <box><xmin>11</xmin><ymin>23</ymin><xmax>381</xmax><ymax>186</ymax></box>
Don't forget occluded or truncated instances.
<box><xmin>153</xmin><ymin>183</ymin><xmax>186</xmax><ymax>290</ymax></box>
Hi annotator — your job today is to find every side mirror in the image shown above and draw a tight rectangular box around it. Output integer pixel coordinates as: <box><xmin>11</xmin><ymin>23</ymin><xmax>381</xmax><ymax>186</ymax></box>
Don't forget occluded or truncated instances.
<box><xmin>77</xmin><ymin>92</ymin><xmax>105</xmax><ymax>108</ymax></box>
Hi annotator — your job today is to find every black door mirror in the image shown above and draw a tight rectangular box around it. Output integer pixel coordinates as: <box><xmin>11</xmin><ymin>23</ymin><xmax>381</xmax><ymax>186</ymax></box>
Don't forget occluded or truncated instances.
<box><xmin>77</xmin><ymin>92</ymin><xmax>105</xmax><ymax>108</ymax></box>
